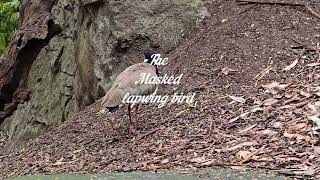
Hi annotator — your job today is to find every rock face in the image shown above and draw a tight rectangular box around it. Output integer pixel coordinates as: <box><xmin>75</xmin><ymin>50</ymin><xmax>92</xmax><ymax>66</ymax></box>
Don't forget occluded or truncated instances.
<box><xmin>0</xmin><ymin>0</ymin><xmax>208</xmax><ymax>150</ymax></box>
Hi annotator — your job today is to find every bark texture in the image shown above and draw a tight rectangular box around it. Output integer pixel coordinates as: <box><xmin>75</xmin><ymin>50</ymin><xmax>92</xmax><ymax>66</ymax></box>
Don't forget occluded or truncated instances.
<box><xmin>0</xmin><ymin>0</ymin><xmax>60</xmax><ymax>122</ymax></box>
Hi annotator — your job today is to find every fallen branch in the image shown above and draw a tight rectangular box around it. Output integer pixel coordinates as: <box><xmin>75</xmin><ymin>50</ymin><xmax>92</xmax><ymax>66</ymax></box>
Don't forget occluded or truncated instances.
<box><xmin>236</xmin><ymin>0</ymin><xmax>320</xmax><ymax>19</ymax></box>
<box><xmin>238</xmin><ymin>4</ymin><xmax>259</xmax><ymax>15</ymax></box>
<box><xmin>236</xmin><ymin>0</ymin><xmax>304</xmax><ymax>6</ymax></box>
<box><xmin>0</xmin><ymin>155</ymin><xmax>9</xmax><ymax>159</ymax></box>
<box><xmin>308</xmin><ymin>47</ymin><xmax>320</xmax><ymax>82</ymax></box>
<box><xmin>305</xmin><ymin>5</ymin><xmax>320</xmax><ymax>19</ymax></box>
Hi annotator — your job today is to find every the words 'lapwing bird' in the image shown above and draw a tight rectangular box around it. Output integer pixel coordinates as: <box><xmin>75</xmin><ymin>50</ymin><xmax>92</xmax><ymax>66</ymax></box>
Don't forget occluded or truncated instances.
<box><xmin>101</xmin><ymin>49</ymin><xmax>159</xmax><ymax>135</ymax></box>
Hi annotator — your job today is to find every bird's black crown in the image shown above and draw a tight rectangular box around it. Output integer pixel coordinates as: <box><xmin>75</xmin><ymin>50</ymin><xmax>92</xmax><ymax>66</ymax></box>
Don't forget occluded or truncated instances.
<box><xmin>144</xmin><ymin>49</ymin><xmax>157</xmax><ymax>64</ymax></box>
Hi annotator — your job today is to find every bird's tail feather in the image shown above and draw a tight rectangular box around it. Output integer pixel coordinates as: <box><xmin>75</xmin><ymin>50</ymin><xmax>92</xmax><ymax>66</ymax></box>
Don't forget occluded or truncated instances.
<box><xmin>107</xmin><ymin>106</ymin><xmax>119</xmax><ymax>113</ymax></box>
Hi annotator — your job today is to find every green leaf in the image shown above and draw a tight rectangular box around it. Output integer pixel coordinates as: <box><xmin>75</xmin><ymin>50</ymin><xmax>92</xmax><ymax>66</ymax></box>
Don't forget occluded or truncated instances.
<box><xmin>0</xmin><ymin>0</ymin><xmax>21</xmax><ymax>55</ymax></box>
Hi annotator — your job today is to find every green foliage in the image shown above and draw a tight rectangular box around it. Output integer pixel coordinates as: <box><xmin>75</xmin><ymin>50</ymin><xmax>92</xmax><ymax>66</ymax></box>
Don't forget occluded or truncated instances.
<box><xmin>0</xmin><ymin>0</ymin><xmax>20</xmax><ymax>55</ymax></box>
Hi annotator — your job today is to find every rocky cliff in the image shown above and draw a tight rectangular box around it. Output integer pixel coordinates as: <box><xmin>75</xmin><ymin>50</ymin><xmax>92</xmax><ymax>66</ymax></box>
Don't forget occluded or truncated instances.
<box><xmin>0</xmin><ymin>0</ymin><xmax>208</xmax><ymax>150</ymax></box>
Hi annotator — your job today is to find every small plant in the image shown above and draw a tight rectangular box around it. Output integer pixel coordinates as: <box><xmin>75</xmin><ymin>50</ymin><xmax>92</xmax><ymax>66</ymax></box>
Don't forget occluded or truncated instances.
<box><xmin>0</xmin><ymin>0</ymin><xmax>20</xmax><ymax>55</ymax></box>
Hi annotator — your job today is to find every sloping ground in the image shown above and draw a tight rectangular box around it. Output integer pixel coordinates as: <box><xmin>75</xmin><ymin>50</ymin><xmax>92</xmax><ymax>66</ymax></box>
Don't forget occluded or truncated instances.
<box><xmin>1</xmin><ymin>0</ymin><xmax>320</xmax><ymax>179</ymax></box>
<box><xmin>0</xmin><ymin>131</ymin><xmax>7</xmax><ymax>152</ymax></box>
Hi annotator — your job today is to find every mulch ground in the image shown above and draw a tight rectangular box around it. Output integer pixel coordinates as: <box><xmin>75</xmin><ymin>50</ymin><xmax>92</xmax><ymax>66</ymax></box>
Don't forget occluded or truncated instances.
<box><xmin>1</xmin><ymin>0</ymin><xmax>320</xmax><ymax>179</ymax></box>
<box><xmin>0</xmin><ymin>131</ymin><xmax>6</xmax><ymax>153</ymax></box>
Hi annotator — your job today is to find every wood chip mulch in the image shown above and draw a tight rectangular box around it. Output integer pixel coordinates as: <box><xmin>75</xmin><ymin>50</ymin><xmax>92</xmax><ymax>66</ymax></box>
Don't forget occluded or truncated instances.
<box><xmin>1</xmin><ymin>0</ymin><xmax>320</xmax><ymax>179</ymax></box>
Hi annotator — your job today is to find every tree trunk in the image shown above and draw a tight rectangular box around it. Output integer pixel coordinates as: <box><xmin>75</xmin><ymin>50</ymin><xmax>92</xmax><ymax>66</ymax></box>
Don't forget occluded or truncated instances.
<box><xmin>0</xmin><ymin>0</ymin><xmax>60</xmax><ymax>123</ymax></box>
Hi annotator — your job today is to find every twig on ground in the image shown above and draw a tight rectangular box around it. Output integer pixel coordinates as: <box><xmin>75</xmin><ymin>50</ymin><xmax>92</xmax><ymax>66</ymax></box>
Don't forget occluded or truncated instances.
<box><xmin>236</xmin><ymin>0</ymin><xmax>304</xmax><ymax>6</ymax></box>
<box><xmin>238</xmin><ymin>4</ymin><xmax>259</xmax><ymax>15</ymax></box>
<box><xmin>236</xmin><ymin>0</ymin><xmax>320</xmax><ymax>19</ymax></box>
<box><xmin>241</xmin><ymin>145</ymin><xmax>266</xmax><ymax>163</ymax></box>
<box><xmin>305</xmin><ymin>5</ymin><xmax>320</xmax><ymax>19</ymax></box>
<box><xmin>0</xmin><ymin>155</ymin><xmax>9</xmax><ymax>159</ymax></box>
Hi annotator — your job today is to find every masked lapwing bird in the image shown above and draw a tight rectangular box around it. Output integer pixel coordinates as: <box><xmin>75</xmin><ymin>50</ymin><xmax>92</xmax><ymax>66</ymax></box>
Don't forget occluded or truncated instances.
<box><xmin>101</xmin><ymin>49</ymin><xmax>159</xmax><ymax>135</ymax></box>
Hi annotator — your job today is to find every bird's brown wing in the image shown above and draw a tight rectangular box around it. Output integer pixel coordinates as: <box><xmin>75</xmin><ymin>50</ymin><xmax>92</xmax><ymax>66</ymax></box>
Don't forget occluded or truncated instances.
<box><xmin>101</xmin><ymin>63</ymin><xmax>158</xmax><ymax>107</ymax></box>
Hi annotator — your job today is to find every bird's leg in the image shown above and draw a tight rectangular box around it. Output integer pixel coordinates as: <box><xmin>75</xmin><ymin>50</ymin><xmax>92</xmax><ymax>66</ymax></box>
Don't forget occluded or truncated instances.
<box><xmin>127</xmin><ymin>104</ymin><xmax>133</xmax><ymax>134</ymax></box>
<box><xmin>129</xmin><ymin>104</ymin><xmax>140</xmax><ymax>135</ymax></box>
<box><xmin>128</xmin><ymin>104</ymin><xmax>132</xmax><ymax>122</ymax></box>
<box><xmin>133</xmin><ymin>104</ymin><xmax>139</xmax><ymax>132</ymax></box>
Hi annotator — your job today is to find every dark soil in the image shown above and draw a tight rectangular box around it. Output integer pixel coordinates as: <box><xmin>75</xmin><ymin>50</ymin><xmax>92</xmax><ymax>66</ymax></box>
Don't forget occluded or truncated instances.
<box><xmin>1</xmin><ymin>0</ymin><xmax>320</xmax><ymax>179</ymax></box>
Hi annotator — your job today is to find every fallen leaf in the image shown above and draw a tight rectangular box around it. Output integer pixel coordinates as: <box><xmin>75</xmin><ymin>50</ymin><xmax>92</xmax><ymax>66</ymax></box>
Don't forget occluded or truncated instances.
<box><xmin>251</xmin><ymin>107</ymin><xmax>263</xmax><ymax>113</ymax></box>
<box><xmin>287</xmin><ymin>123</ymin><xmax>307</xmax><ymax>131</ymax></box>
<box><xmin>200</xmin><ymin>160</ymin><xmax>216</xmax><ymax>166</ymax></box>
<box><xmin>284</xmin><ymin>59</ymin><xmax>298</xmax><ymax>71</ymax></box>
<box><xmin>263</xmin><ymin>98</ymin><xmax>279</xmax><ymax>106</ymax></box>
<box><xmin>314</xmin><ymin>146</ymin><xmax>320</xmax><ymax>155</ymax></box>
<box><xmin>314</xmin><ymin>92</ymin><xmax>320</xmax><ymax>97</ymax></box>
<box><xmin>161</xmin><ymin>158</ymin><xmax>170</xmax><ymax>164</ymax></box>
<box><xmin>78</xmin><ymin>160</ymin><xmax>85</xmax><ymax>169</ymax></box>
<box><xmin>52</xmin><ymin>161</ymin><xmax>63</xmax><ymax>166</ymax></box>
<box><xmin>307</xmin><ymin>103</ymin><xmax>320</xmax><ymax>114</ymax></box>
<box><xmin>239</xmin><ymin>124</ymin><xmax>257</xmax><ymax>134</ymax></box>
<box><xmin>226</xmin><ymin>141</ymin><xmax>259</xmax><ymax>151</ymax></box>
<box><xmin>285</xmin><ymin>93</ymin><xmax>295</xmax><ymax>98</ymax></box>
<box><xmin>257</xmin><ymin>157</ymin><xmax>275</xmax><ymax>162</ymax></box>
<box><xmin>300</xmin><ymin>91</ymin><xmax>312</xmax><ymax>98</ymax></box>
<box><xmin>279</xmin><ymin>165</ymin><xmax>315</xmax><ymax>176</ymax></box>
<box><xmin>283</xmin><ymin>94</ymin><xmax>300</xmax><ymax>105</ymax></box>
<box><xmin>273</xmin><ymin>122</ymin><xmax>283</xmax><ymax>129</ymax></box>
<box><xmin>283</xmin><ymin>132</ymin><xmax>296</xmax><ymax>138</ymax></box>
<box><xmin>277</xmin><ymin>105</ymin><xmax>293</xmax><ymax>109</ymax></box>
<box><xmin>231</xmin><ymin>166</ymin><xmax>247</xmax><ymax>171</ymax></box>
<box><xmin>237</xmin><ymin>150</ymin><xmax>251</xmax><ymax>159</ymax></box>
<box><xmin>190</xmin><ymin>157</ymin><xmax>207</xmax><ymax>163</ymax></box>
<box><xmin>241</xmin><ymin>145</ymin><xmax>266</xmax><ymax>163</ymax></box>
<box><xmin>221</xmin><ymin>18</ymin><xmax>228</xmax><ymax>23</ymax></box>
<box><xmin>274</xmin><ymin>94</ymin><xmax>283</xmax><ymax>99</ymax></box>
<box><xmin>275</xmin><ymin>156</ymin><xmax>301</xmax><ymax>162</ymax></box>
<box><xmin>72</xmin><ymin>148</ymin><xmax>82</xmax><ymax>155</ymax></box>
<box><xmin>312</xmin><ymin>146</ymin><xmax>320</xmax><ymax>155</ymax></box>
<box><xmin>228</xmin><ymin>95</ymin><xmax>246</xmax><ymax>104</ymax></box>
<box><xmin>229</xmin><ymin>112</ymin><xmax>250</xmax><ymax>123</ymax></box>
<box><xmin>306</xmin><ymin>63</ymin><xmax>320</xmax><ymax>67</ymax></box>
<box><xmin>309</xmin><ymin>115</ymin><xmax>320</xmax><ymax>126</ymax></box>
<box><xmin>283</xmin><ymin>132</ymin><xmax>311</xmax><ymax>142</ymax></box>
<box><xmin>262</xmin><ymin>82</ymin><xmax>288</xmax><ymax>95</ymax></box>
<box><xmin>96</xmin><ymin>108</ymin><xmax>107</xmax><ymax>115</ymax></box>
<box><xmin>221</xmin><ymin>67</ymin><xmax>235</xmax><ymax>75</ymax></box>
<box><xmin>175</xmin><ymin>110</ymin><xmax>188</xmax><ymax>118</ymax></box>
<box><xmin>186</xmin><ymin>101</ymin><xmax>197</xmax><ymax>108</ymax></box>
<box><xmin>255</xmin><ymin>67</ymin><xmax>271</xmax><ymax>81</ymax></box>
<box><xmin>52</xmin><ymin>157</ymin><xmax>64</xmax><ymax>166</ymax></box>
<box><xmin>257</xmin><ymin>129</ymin><xmax>278</xmax><ymax>136</ymax></box>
